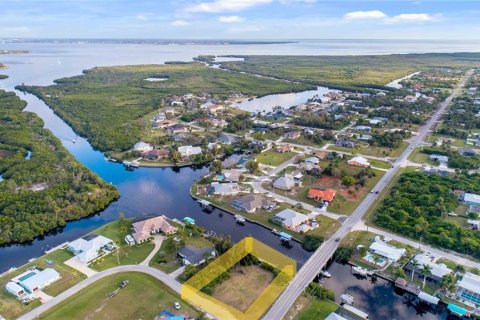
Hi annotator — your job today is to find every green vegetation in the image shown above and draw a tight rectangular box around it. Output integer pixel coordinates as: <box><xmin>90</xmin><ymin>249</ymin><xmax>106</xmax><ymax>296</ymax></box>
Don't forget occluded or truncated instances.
<box><xmin>0</xmin><ymin>90</ymin><xmax>119</xmax><ymax>245</ymax></box>
<box><xmin>0</xmin><ymin>249</ymin><xmax>86</xmax><ymax>319</ymax></box>
<box><xmin>374</xmin><ymin>171</ymin><xmax>480</xmax><ymax>259</ymax></box>
<box><xmin>294</xmin><ymin>298</ymin><xmax>338</xmax><ymax>320</ymax></box>
<box><xmin>256</xmin><ymin>149</ymin><xmax>297</xmax><ymax>166</ymax></box>
<box><xmin>421</xmin><ymin>147</ymin><xmax>480</xmax><ymax>170</ymax></box>
<box><xmin>17</xmin><ymin>64</ymin><xmax>312</xmax><ymax>152</ymax></box>
<box><xmin>221</xmin><ymin>53</ymin><xmax>480</xmax><ymax>89</ymax></box>
<box><xmin>40</xmin><ymin>272</ymin><xmax>200</xmax><ymax>320</ymax></box>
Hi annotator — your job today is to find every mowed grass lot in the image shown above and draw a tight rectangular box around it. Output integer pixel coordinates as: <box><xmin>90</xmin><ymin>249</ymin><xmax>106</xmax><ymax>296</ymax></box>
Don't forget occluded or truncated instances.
<box><xmin>328</xmin><ymin>141</ymin><xmax>408</xmax><ymax>158</ymax></box>
<box><xmin>88</xmin><ymin>220</ymin><xmax>155</xmax><ymax>271</ymax></box>
<box><xmin>0</xmin><ymin>249</ymin><xmax>86</xmax><ymax>320</ymax></box>
<box><xmin>293</xmin><ymin>297</ymin><xmax>338</xmax><ymax>320</ymax></box>
<box><xmin>212</xmin><ymin>265</ymin><xmax>275</xmax><ymax>312</ymax></box>
<box><xmin>40</xmin><ymin>272</ymin><xmax>200</xmax><ymax>320</ymax></box>
<box><xmin>256</xmin><ymin>149</ymin><xmax>297</xmax><ymax>166</ymax></box>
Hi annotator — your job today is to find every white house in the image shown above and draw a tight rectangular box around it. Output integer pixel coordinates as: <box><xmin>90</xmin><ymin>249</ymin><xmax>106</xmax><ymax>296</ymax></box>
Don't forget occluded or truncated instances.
<box><xmin>273</xmin><ymin>176</ymin><xmax>295</xmax><ymax>190</ymax></box>
<box><xmin>68</xmin><ymin>235</ymin><xmax>115</xmax><ymax>264</ymax></box>
<box><xmin>207</xmin><ymin>182</ymin><xmax>241</xmax><ymax>196</ymax></box>
<box><xmin>178</xmin><ymin>145</ymin><xmax>202</xmax><ymax>157</ymax></box>
<box><xmin>464</xmin><ymin>193</ymin><xmax>480</xmax><ymax>206</ymax></box>
<box><xmin>369</xmin><ymin>240</ymin><xmax>406</xmax><ymax>262</ymax></box>
<box><xmin>19</xmin><ymin>268</ymin><xmax>61</xmax><ymax>293</ymax></box>
<box><xmin>133</xmin><ymin>141</ymin><xmax>153</xmax><ymax>152</ymax></box>
<box><xmin>457</xmin><ymin>272</ymin><xmax>480</xmax><ymax>305</ymax></box>
<box><xmin>348</xmin><ymin>156</ymin><xmax>371</xmax><ymax>168</ymax></box>
<box><xmin>6</xmin><ymin>282</ymin><xmax>29</xmax><ymax>300</ymax></box>
<box><xmin>272</xmin><ymin>209</ymin><xmax>309</xmax><ymax>230</ymax></box>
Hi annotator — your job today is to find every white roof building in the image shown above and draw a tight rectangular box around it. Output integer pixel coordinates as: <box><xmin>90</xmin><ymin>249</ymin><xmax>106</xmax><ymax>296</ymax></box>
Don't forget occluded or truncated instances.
<box><xmin>6</xmin><ymin>281</ymin><xmax>27</xmax><ymax>298</ymax></box>
<box><xmin>273</xmin><ymin>176</ymin><xmax>295</xmax><ymax>190</ymax></box>
<box><xmin>208</xmin><ymin>182</ymin><xmax>241</xmax><ymax>196</ymax></box>
<box><xmin>68</xmin><ymin>235</ymin><xmax>114</xmax><ymax>263</ymax></box>
<box><xmin>369</xmin><ymin>240</ymin><xmax>406</xmax><ymax>262</ymax></box>
<box><xmin>348</xmin><ymin>156</ymin><xmax>371</xmax><ymax>167</ymax></box>
<box><xmin>413</xmin><ymin>253</ymin><xmax>453</xmax><ymax>279</ymax></box>
<box><xmin>20</xmin><ymin>268</ymin><xmax>60</xmax><ymax>293</ymax></box>
<box><xmin>272</xmin><ymin>209</ymin><xmax>309</xmax><ymax>229</ymax></box>
<box><xmin>178</xmin><ymin>145</ymin><xmax>202</xmax><ymax>157</ymax></box>
<box><xmin>457</xmin><ymin>272</ymin><xmax>480</xmax><ymax>305</ymax></box>
<box><xmin>133</xmin><ymin>142</ymin><xmax>153</xmax><ymax>152</ymax></box>
<box><xmin>464</xmin><ymin>193</ymin><xmax>480</xmax><ymax>206</ymax></box>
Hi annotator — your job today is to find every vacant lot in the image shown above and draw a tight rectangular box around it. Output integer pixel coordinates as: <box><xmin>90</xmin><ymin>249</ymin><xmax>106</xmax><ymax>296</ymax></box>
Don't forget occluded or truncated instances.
<box><xmin>212</xmin><ymin>265</ymin><xmax>274</xmax><ymax>312</ymax></box>
<box><xmin>329</xmin><ymin>141</ymin><xmax>408</xmax><ymax>158</ymax></box>
<box><xmin>256</xmin><ymin>149</ymin><xmax>297</xmax><ymax>166</ymax></box>
<box><xmin>41</xmin><ymin>272</ymin><xmax>199</xmax><ymax>320</ymax></box>
<box><xmin>0</xmin><ymin>249</ymin><xmax>86</xmax><ymax>320</ymax></box>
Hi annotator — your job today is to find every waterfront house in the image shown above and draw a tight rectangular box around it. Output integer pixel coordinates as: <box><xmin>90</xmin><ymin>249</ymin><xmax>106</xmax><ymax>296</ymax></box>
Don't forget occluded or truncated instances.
<box><xmin>237</xmin><ymin>156</ymin><xmax>255</xmax><ymax>169</ymax></box>
<box><xmin>133</xmin><ymin>141</ymin><xmax>153</xmax><ymax>153</ymax></box>
<box><xmin>405</xmin><ymin>253</ymin><xmax>453</xmax><ymax>284</ymax></box>
<box><xmin>272</xmin><ymin>209</ymin><xmax>309</xmax><ymax>231</ymax></box>
<box><xmin>307</xmin><ymin>189</ymin><xmax>336</xmax><ymax>203</ymax></box>
<box><xmin>178</xmin><ymin>245</ymin><xmax>216</xmax><ymax>266</ymax></box>
<box><xmin>231</xmin><ymin>194</ymin><xmax>276</xmax><ymax>213</ymax></box>
<box><xmin>217</xmin><ymin>134</ymin><xmax>238</xmax><ymax>145</ymax></box>
<box><xmin>207</xmin><ymin>182</ymin><xmax>241</xmax><ymax>196</ymax></box>
<box><xmin>273</xmin><ymin>176</ymin><xmax>295</xmax><ymax>190</ymax></box>
<box><xmin>68</xmin><ymin>234</ymin><xmax>115</xmax><ymax>264</ymax></box>
<box><xmin>178</xmin><ymin>145</ymin><xmax>202</xmax><ymax>157</ymax></box>
<box><xmin>348</xmin><ymin>156</ymin><xmax>371</xmax><ymax>168</ymax></box>
<box><xmin>131</xmin><ymin>215</ymin><xmax>178</xmax><ymax>243</ymax></box>
<box><xmin>336</xmin><ymin>140</ymin><xmax>356</xmax><ymax>148</ymax></box>
<box><xmin>369</xmin><ymin>239</ymin><xmax>406</xmax><ymax>262</ymax></box>
<box><xmin>223</xmin><ymin>169</ymin><xmax>243</xmax><ymax>182</ymax></box>
<box><xmin>15</xmin><ymin>268</ymin><xmax>60</xmax><ymax>293</ymax></box>
<box><xmin>142</xmin><ymin>149</ymin><xmax>170</xmax><ymax>161</ymax></box>
<box><xmin>456</xmin><ymin>272</ymin><xmax>480</xmax><ymax>305</ymax></box>
<box><xmin>463</xmin><ymin>193</ymin><xmax>480</xmax><ymax>206</ymax></box>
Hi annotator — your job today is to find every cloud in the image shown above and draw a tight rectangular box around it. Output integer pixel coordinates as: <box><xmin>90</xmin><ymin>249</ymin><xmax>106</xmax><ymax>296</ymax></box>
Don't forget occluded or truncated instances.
<box><xmin>219</xmin><ymin>15</ymin><xmax>244</xmax><ymax>23</ymax></box>
<box><xmin>385</xmin><ymin>13</ymin><xmax>438</xmax><ymax>24</ymax></box>
<box><xmin>227</xmin><ymin>25</ymin><xmax>261</xmax><ymax>33</ymax></box>
<box><xmin>343</xmin><ymin>10</ymin><xmax>387</xmax><ymax>20</ymax></box>
<box><xmin>171</xmin><ymin>20</ymin><xmax>190</xmax><ymax>27</ymax></box>
<box><xmin>187</xmin><ymin>0</ymin><xmax>272</xmax><ymax>13</ymax></box>
<box><xmin>0</xmin><ymin>26</ymin><xmax>32</xmax><ymax>36</ymax></box>
<box><xmin>344</xmin><ymin>10</ymin><xmax>439</xmax><ymax>24</ymax></box>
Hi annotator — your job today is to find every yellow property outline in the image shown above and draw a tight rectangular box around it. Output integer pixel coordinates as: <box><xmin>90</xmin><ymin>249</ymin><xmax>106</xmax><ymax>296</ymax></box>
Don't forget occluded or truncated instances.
<box><xmin>181</xmin><ymin>237</ymin><xmax>296</xmax><ymax>320</ymax></box>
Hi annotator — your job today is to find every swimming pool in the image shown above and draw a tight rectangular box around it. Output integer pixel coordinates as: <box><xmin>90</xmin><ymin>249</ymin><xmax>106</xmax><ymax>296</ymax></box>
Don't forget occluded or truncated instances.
<box><xmin>364</xmin><ymin>254</ymin><xmax>387</xmax><ymax>267</ymax></box>
<box><xmin>18</xmin><ymin>271</ymin><xmax>36</xmax><ymax>282</ymax></box>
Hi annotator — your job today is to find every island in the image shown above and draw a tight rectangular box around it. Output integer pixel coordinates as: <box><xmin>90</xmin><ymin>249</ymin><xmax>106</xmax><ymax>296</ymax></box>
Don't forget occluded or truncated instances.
<box><xmin>0</xmin><ymin>90</ymin><xmax>119</xmax><ymax>245</ymax></box>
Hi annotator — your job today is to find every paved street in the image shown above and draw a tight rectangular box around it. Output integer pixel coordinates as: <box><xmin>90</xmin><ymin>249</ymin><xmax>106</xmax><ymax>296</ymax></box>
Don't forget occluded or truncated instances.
<box><xmin>263</xmin><ymin>69</ymin><xmax>474</xmax><ymax>320</ymax></box>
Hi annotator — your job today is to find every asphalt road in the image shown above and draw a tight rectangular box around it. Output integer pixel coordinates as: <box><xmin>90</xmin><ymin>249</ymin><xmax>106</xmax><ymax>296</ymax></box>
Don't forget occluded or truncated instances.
<box><xmin>263</xmin><ymin>69</ymin><xmax>474</xmax><ymax>320</ymax></box>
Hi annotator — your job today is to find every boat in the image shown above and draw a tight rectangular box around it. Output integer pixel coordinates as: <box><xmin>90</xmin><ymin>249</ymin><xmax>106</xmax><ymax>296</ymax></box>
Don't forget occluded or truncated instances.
<box><xmin>234</xmin><ymin>214</ymin><xmax>246</xmax><ymax>224</ymax></box>
<box><xmin>320</xmin><ymin>270</ymin><xmax>331</xmax><ymax>278</ymax></box>
<box><xmin>183</xmin><ymin>217</ymin><xmax>195</xmax><ymax>225</ymax></box>
<box><xmin>72</xmin><ymin>138</ymin><xmax>76</xmax><ymax>143</ymax></box>
<box><xmin>271</xmin><ymin>228</ymin><xmax>278</xmax><ymax>234</ymax></box>
<box><xmin>352</xmin><ymin>266</ymin><xmax>369</xmax><ymax>277</ymax></box>
<box><xmin>341</xmin><ymin>293</ymin><xmax>354</xmax><ymax>305</ymax></box>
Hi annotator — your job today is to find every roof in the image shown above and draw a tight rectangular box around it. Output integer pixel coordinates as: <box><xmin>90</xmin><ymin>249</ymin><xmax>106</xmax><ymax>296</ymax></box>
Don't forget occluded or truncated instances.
<box><xmin>133</xmin><ymin>141</ymin><xmax>152</xmax><ymax>150</ymax></box>
<box><xmin>20</xmin><ymin>268</ymin><xmax>60</xmax><ymax>291</ymax></box>
<box><xmin>348</xmin><ymin>156</ymin><xmax>370</xmax><ymax>166</ymax></box>
<box><xmin>69</xmin><ymin>235</ymin><xmax>113</xmax><ymax>263</ymax></box>
<box><xmin>464</xmin><ymin>192</ymin><xmax>480</xmax><ymax>204</ymax></box>
<box><xmin>413</xmin><ymin>253</ymin><xmax>452</xmax><ymax>279</ymax></box>
<box><xmin>178</xmin><ymin>245</ymin><xmax>215</xmax><ymax>265</ymax></box>
<box><xmin>6</xmin><ymin>281</ymin><xmax>25</xmax><ymax>294</ymax></box>
<box><xmin>418</xmin><ymin>291</ymin><xmax>439</xmax><ymax>305</ymax></box>
<box><xmin>305</xmin><ymin>157</ymin><xmax>319</xmax><ymax>164</ymax></box>
<box><xmin>308</xmin><ymin>189</ymin><xmax>337</xmax><ymax>202</ymax></box>
<box><xmin>273</xmin><ymin>176</ymin><xmax>295</xmax><ymax>190</ymax></box>
<box><xmin>209</xmin><ymin>182</ymin><xmax>239</xmax><ymax>195</ymax></box>
<box><xmin>369</xmin><ymin>240</ymin><xmax>406</xmax><ymax>262</ymax></box>
<box><xmin>132</xmin><ymin>216</ymin><xmax>178</xmax><ymax>242</ymax></box>
<box><xmin>232</xmin><ymin>194</ymin><xmax>265</xmax><ymax>211</ymax></box>
<box><xmin>325</xmin><ymin>313</ymin><xmax>348</xmax><ymax>320</ymax></box>
<box><xmin>429</xmin><ymin>154</ymin><xmax>449</xmax><ymax>163</ymax></box>
<box><xmin>273</xmin><ymin>209</ymin><xmax>308</xmax><ymax>227</ymax></box>
<box><xmin>457</xmin><ymin>272</ymin><xmax>480</xmax><ymax>295</ymax></box>
<box><xmin>178</xmin><ymin>145</ymin><xmax>202</xmax><ymax>156</ymax></box>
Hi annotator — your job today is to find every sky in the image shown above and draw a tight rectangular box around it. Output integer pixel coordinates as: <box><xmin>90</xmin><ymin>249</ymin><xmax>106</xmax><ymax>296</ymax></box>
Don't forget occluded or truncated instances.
<box><xmin>0</xmin><ymin>0</ymin><xmax>479</xmax><ymax>40</ymax></box>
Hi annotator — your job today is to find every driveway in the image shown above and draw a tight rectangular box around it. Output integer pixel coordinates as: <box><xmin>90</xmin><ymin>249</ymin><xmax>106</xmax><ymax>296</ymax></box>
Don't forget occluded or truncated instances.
<box><xmin>64</xmin><ymin>256</ymin><xmax>97</xmax><ymax>278</ymax></box>
<box><xmin>140</xmin><ymin>235</ymin><xmax>164</xmax><ymax>266</ymax></box>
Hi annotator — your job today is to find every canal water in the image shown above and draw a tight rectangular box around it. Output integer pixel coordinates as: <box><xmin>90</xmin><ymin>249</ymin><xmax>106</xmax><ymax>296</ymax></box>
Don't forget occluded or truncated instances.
<box><xmin>0</xmin><ymin>40</ymin><xmax>469</xmax><ymax>318</ymax></box>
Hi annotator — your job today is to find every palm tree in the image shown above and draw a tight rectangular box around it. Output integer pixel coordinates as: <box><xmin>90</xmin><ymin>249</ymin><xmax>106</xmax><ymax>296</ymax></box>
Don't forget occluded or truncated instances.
<box><xmin>410</xmin><ymin>259</ymin><xmax>420</xmax><ymax>281</ymax></box>
<box><xmin>421</xmin><ymin>264</ymin><xmax>432</xmax><ymax>289</ymax></box>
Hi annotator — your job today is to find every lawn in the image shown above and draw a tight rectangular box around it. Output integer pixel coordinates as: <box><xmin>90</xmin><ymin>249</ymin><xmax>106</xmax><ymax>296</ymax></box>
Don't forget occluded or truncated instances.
<box><xmin>211</xmin><ymin>265</ymin><xmax>275</xmax><ymax>312</ymax></box>
<box><xmin>0</xmin><ymin>249</ymin><xmax>86</xmax><ymax>320</ymax></box>
<box><xmin>256</xmin><ymin>149</ymin><xmax>297</xmax><ymax>166</ymax></box>
<box><xmin>293</xmin><ymin>297</ymin><xmax>338</xmax><ymax>320</ymax></box>
<box><xmin>369</xmin><ymin>159</ymin><xmax>392</xmax><ymax>169</ymax></box>
<box><xmin>328</xmin><ymin>141</ymin><xmax>408</xmax><ymax>158</ymax></box>
<box><xmin>408</xmin><ymin>147</ymin><xmax>436</xmax><ymax>165</ymax></box>
<box><xmin>40</xmin><ymin>272</ymin><xmax>200</xmax><ymax>320</ymax></box>
<box><xmin>87</xmin><ymin>219</ymin><xmax>156</xmax><ymax>271</ymax></box>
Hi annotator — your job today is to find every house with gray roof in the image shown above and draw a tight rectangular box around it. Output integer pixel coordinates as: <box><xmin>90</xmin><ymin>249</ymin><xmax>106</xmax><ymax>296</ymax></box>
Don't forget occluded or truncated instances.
<box><xmin>231</xmin><ymin>194</ymin><xmax>276</xmax><ymax>213</ymax></box>
<box><xmin>178</xmin><ymin>245</ymin><xmax>216</xmax><ymax>266</ymax></box>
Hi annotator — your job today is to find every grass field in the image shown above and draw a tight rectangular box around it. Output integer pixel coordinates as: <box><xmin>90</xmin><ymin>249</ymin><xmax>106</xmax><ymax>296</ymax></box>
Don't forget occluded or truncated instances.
<box><xmin>220</xmin><ymin>53</ymin><xmax>480</xmax><ymax>88</ymax></box>
<box><xmin>293</xmin><ymin>297</ymin><xmax>338</xmax><ymax>320</ymax></box>
<box><xmin>212</xmin><ymin>265</ymin><xmax>274</xmax><ymax>312</ymax></box>
<box><xmin>256</xmin><ymin>150</ymin><xmax>297</xmax><ymax>166</ymax></box>
<box><xmin>328</xmin><ymin>141</ymin><xmax>408</xmax><ymax>158</ymax></box>
<box><xmin>40</xmin><ymin>272</ymin><xmax>200</xmax><ymax>320</ymax></box>
<box><xmin>88</xmin><ymin>220</ymin><xmax>156</xmax><ymax>271</ymax></box>
<box><xmin>0</xmin><ymin>249</ymin><xmax>86</xmax><ymax>320</ymax></box>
